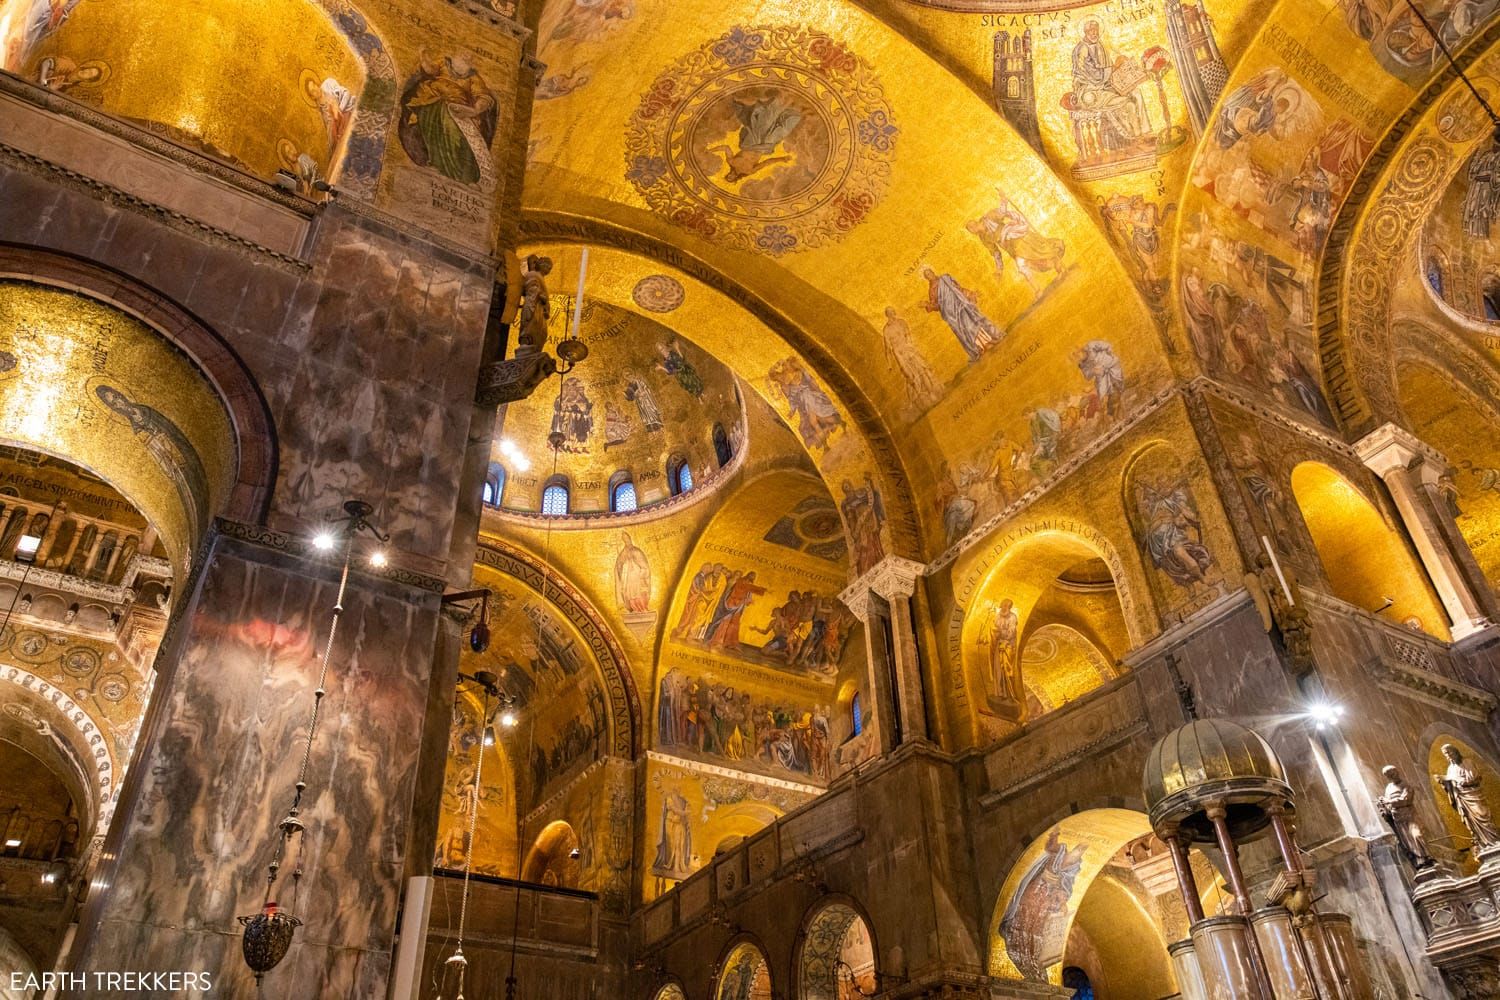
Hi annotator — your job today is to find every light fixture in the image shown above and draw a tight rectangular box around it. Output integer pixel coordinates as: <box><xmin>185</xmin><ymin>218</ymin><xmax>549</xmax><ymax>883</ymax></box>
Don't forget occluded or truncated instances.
<box><xmin>4</xmin><ymin>838</ymin><xmax>20</xmax><ymax>848</ymax></box>
<box><xmin>369</xmin><ymin>549</ymin><xmax>388</xmax><ymax>569</ymax></box>
<box><xmin>14</xmin><ymin>534</ymin><xmax>40</xmax><ymax>563</ymax></box>
<box><xmin>500</xmin><ymin>710</ymin><xmax>518</xmax><ymax>729</ymax></box>
<box><xmin>483</xmin><ymin>727</ymin><xmax>496</xmax><ymax>747</ymax></box>
<box><xmin>240</xmin><ymin>499</ymin><xmax>390</xmax><ymax>986</ymax></box>
<box><xmin>1307</xmin><ymin>701</ymin><xmax>1344</xmax><ymax>730</ymax></box>
<box><xmin>41</xmin><ymin>872</ymin><xmax>56</xmax><ymax>884</ymax></box>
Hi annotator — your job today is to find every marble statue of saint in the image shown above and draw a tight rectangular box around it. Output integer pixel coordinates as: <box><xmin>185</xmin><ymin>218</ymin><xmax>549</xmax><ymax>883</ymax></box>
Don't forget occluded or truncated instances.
<box><xmin>1245</xmin><ymin>549</ymin><xmax>1314</xmax><ymax>673</ymax></box>
<box><xmin>1378</xmin><ymin>765</ymin><xmax>1434</xmax><ymax>869</ymax></box>
<box><xmin>1435</xmin><ymin>744</ymin><xmax>1500</xmax><ymax>851</ymax></box>
<box><xmin>518</xmin><ymin>255</ymin><xmax>553</xmax><ymax>349</ymax></box>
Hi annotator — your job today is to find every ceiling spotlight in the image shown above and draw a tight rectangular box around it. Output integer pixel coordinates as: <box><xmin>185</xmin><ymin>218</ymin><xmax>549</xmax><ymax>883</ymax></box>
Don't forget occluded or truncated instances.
<box><xmin>41</xmin><ymin>872</ymin><xmax>57</xmax><ymax>884</ymax></box>
<box><xmin>1307</xmin><ymin>701</ymin><xmax>1344</xmax><ymax>730</ymax></box>
<box><xmin>369</xmin><ymin>549</ymin><xmax>388</xmax><ymax>569</ymax></box>
<box><xmin>3</xmin><ymin>838</ymin><xmax>19</xmax><ymax>848</ymax></box>
<box><xmin>500</xmin><ymin>710</ymin><xmax>518</xmax><ymax>729</ymax></box>
<box><xmin>568</xmin><ymin>848</ymin><xmax>581</xmax><ymax>860</ymax></box>
<box><xmin>312</xmin><ymin>532</ymin><xmax>335</xmax><ymax>552</ymax></box>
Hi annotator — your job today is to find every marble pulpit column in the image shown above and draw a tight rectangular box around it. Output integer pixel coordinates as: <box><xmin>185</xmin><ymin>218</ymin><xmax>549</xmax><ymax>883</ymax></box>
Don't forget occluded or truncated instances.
<box><xmin>840</xmin><ymin>556</ymin><xmax>930</xmax><ymax>755</ymax></box>
<box><xmin>1355</xmin><ymin>423</ymin><xmax>1496</xmax><ymax>640</ymax></box>
<box><xmin>65</xmin><ymin>521</ymin><xmax>445</xmax><ymax>997</ymax></box>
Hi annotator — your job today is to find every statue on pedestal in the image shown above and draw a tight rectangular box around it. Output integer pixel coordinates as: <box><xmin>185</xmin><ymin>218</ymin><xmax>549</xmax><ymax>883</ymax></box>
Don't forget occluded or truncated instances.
<box><xmin>1435</xmin><ymin>744</ymin><xmax>1500</xmax><ymax>853</ymax></box>
<box><xmin>1378</xmin><ymin>765</ymin><xmax>1435</xmax><ymax>869</ymax></box>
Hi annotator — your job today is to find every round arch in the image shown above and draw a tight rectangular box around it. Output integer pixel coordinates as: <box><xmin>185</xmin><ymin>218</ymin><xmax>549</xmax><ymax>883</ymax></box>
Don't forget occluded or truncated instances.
<box><xmin>0</xmin><ymin>246</ymin><xmax>278</xmax><ymax>531</ymax></box>
<box><xmin>713</xmin><ymin>936</ymin><xmax>773</xmax><ymax>1000</ymax></box>
<box><xmin>986</xmin><ymin>808</ymin><xmax>1195</xmax><ymax>990</ymax></box>
<box><xmin>954</xmin><ymin>522</ymin><xmax>1136</xmax><ymax>745</ymax></box>
<box><xmin>1289</xmin><ymin>461</ymin><xmax>1448</xmax><ymax>637</ymax></box>
<box><xmin>473</xmin><ymin>540</ymin><xmax>641</xmax><ymax>760</ymax></box>
<box><xmin>650</xmin><ymin>981</ymin><xmax>688</xmax><ymax>1000</ymax></box>
<box><xmin>521</xmin><ymin>819</ymin><xmax>581</xmax><ymax>887</ymax></box>
<box><xmin>518</xmin><ymin>223</ymin><xmax>920</xmax><ymax>572</ymax></box>
<box><xmin>796</xmin><ymin>895</ymin><xmax>879</xmax><ymax>1000</ymax></box>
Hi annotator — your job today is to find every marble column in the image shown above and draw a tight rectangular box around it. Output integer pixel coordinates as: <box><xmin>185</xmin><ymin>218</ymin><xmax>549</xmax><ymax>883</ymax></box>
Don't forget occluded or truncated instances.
<box><xmin>1355</xmin><ymin>423</ymin><xmax>1497</xmax><ymax>639</ymax></box>
<box><xmin>840</xmin><ymin>556</ymin><xmax>930</xmax><ymax>755</ymax></box>
<box><xmin>66</xmin><ymin>523</ymin><xmax>443</xmax><ymax>997</ymax></box>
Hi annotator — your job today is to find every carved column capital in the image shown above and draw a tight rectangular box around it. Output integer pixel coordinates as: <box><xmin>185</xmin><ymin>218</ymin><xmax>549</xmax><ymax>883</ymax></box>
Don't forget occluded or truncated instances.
<box><xmin>839</xmin><ymin>556</ymin><xmax>926</xmax><ymax>621</ymax></box>
<box><xmin>1354</xmin><ymin>422</ymin><xmax>1444</xmax><ymax>477</ymax></box>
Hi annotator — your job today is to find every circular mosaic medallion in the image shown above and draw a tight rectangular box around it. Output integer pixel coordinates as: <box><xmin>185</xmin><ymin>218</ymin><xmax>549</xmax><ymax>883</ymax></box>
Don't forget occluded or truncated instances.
<box><xmin>64</xmin><ymin>647</ymin><xmax>100</xmax><ymax>676</ymax></box>
<box><xmin>98</xmin><ymin>674</ymin><xmax>131</xmax><ymax>703</ymax></box>
<box><xmin>16</xmin><ymin>630</ymin><xmax>47</xmax><ymax>658</ymax></box>
<box><xmin>625</xmin><ymin>25</ymin><xmax>897</xmax><ymax>256</ymax></box>
<box><xmin>632</xmin><ymin>275</ymin><xmax>686</xmax><ymax>313</ymax></box>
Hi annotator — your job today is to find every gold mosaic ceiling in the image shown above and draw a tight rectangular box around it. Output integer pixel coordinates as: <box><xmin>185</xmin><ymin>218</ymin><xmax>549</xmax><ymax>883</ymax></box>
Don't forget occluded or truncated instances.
<box><xmin>495</xmin><ymin>298</ymin><xmax>744</xmax><ymax>515</ymax></box>
<box><xmin>527</xmin><ymin>0</ymin><xmax>1500</xmax><ymax>552</ymax></box>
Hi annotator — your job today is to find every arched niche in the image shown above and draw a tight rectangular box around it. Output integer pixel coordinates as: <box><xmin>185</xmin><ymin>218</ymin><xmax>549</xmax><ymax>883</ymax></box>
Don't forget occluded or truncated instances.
<box><xmin>0</xmin><ymin>274</ymin><xmax>256</xmax><ymax>580</ymax></box>
<box><xmin>1019</xmin><ymin>623</ymin><xmax>1115</xmax><ymax>717</ymax></box>
<box><xmin>959</xmin><ymin>529</ymin><xmax>1129</xmax><ymax>739</ymax></box>
<box><xmin>651</xmin><ymin>983</ymin><xmax>687</xmax><ymax>1000</ymax></box>
<box><xmin>798</xmin><ymin>898</ymin><xmax>877</xmax><ymax>1000</ymax></box>
<box><xmin>988</xmin><ymin>809</ymin><xmax>1211</xmax><ymax>989</ymax></box>
<box><xmin>1289</xmin><ymin>461</ymin><xmax>1448</xmax><ymax>638</ymax></box>
<box><xmin>1396</xmin><ymin>361</ymin><xmax>1500</xmax><ymax>590</ymax></box>
<box><xmin>1122</xmin><ymin>442</ymin><xmax>1230</xmax><ymax>626</ymax></box>
<box><xmin>714</xmin><ymin>940</ymin><xmax>773</xmax><ymax>1000</ymax></box>
<box><xmin>1426</xmin><ymin>735</ymin><xmax>1500</xmax><ymax>875</ymax></box>
<box><xmin>0</xmin><ymin>0</ymin><xmax>390</xmax><ymax>188</ymax></box>
<box><xmin>521</xmin><ymin>819</ymin><xmax>581</xmax><ymax>887</ymax></box>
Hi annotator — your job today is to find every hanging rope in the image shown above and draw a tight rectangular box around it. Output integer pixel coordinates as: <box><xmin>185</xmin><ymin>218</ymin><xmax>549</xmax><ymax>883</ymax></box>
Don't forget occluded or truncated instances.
<box><xmin>447</xmin><ymin>680</ymin><xmax>493</xmax><ymax>1000</ymax></box>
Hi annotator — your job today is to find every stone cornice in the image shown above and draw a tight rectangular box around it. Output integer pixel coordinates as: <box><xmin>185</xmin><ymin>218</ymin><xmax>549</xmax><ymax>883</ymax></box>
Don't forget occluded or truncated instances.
<box><xmin>0</xmin><ymin>140</ymin><xmax>309</xmax><ymax>272</ymax></box>
<box><xmin>1354</xmin><ymin>421</ymin><xmax>1447</xmax><ymax>475</ymax></box>
<box><xmin>212</xmin><ymin>518</ymin><xmax>447</xmax><ymax>594</ymax></box>
<box><xmin>1368</xmin><ymin>653</ymin><xmax>1497</xmax><ymax>722</ymax></box>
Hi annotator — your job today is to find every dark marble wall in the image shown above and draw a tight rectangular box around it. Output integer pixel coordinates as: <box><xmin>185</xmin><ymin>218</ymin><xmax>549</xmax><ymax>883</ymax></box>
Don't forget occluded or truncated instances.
<box><xmin>68</xmin><ymin>532</ymin><xmax>441</xmax><ymax>996</ymax></box>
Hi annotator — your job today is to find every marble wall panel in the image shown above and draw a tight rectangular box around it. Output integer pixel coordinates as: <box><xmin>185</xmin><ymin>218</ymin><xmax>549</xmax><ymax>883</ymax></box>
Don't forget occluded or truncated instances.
<box><xmin>70</xmin><ymin>531</ymin><xmax>440</xmax><ymax>995</ymax></box>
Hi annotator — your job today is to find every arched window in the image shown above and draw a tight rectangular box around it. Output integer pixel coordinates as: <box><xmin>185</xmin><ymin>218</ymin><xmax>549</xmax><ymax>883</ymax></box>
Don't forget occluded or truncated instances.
<box><xmin>611</xmin><ymin>475</ymin><xmax>638</xmax><ymax>513</ymax></box>
<box><xmin>850</xmin><ymin>692</ymin><xmax>863</xmax><ymax>736</ymax></box>
<box><xmin>541</xmin><ymin>478</ymin><xmax>570</xmax><ymax>516</ymax></box>
<box><xmin>667</xmin><ymin>456</ymin><xmax>693</xmax><ymax>496</ymax></box>
<box><xmin>713</xmin><ymin>423</ymin><xmax>733</xmax><ymax>468</ymax></box>
<box><xmin>482</xmin><ymin>462</ymin><xmax>505</xmax><ymax>509</ymax></box>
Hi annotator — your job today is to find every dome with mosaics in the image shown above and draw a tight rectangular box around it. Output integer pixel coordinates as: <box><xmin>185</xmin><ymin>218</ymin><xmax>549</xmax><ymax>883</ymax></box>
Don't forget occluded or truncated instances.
<box><xmin>485</xmin><ymin>298</ymin><xmax>746</xmax><ymax>519</ymax></box>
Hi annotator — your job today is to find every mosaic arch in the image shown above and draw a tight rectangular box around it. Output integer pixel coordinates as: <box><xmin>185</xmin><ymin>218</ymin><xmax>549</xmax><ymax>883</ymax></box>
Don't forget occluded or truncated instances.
<box><xmin>517</xmin><ymin>235</ymin><xmax>918</xmax><ymax>573</ymax></box>
<box><xmin>526</xmin><ymin>0</ymin><xmax>1174</xmax><ymax>556</ymax></box>
<box><xmin>1289</xmin><ymin>460</ymin><xmax>1449</xmax><ymax>639</ymax></box>
<box><xmin>0</xmin><ymin>279</ymin><xmax>238</xmax><ymax>576</ymax></box>
<box><xmin>1175</xmin><ymin>5</ymin><xmax>1500</xmax><ymax>431</ymax></box>
<box><xmin>0</xmin><ymin>665</ymin><xmax>115</xmax><ymax>836</ymax></box>
<box><xmin>798</xmin><ymin>899</ymin><xmax>877</xmax><ymax>1000</ymax></box>
<box><xmin>473</xmin><ymin>541</ymin><xmax>641</xmax><ymax>760</ymax></box>
<box><xmin>988</xmin><ymin>808</ymin><xmax>1179</xmax><ymax>986</ymax></box>
<box><xmin>0</xmin><ymin>0</ymin><xmax>396</xmax><ymax>192</ymax></box>
<box><xmin>715</xmin><ymin>940</ymin><xmax>773</xmax><ymax>1000</ymax></box>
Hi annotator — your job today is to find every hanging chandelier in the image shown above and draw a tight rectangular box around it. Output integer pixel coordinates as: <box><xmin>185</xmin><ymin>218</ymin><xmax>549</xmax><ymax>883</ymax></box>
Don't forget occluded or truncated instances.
<box><xmin>239</xmin><ymin>499</ymin><xmax>389</xmax><ymax>984</ymax></box>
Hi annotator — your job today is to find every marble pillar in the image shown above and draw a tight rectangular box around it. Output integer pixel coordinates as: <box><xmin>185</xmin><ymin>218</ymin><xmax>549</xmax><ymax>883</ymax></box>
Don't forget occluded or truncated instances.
<box><xmin>66</xmin><ymin>525</ymin><xmax>442</xmax><ymax>996</ymax></box>
<box><xmin>1355</xmin><ymin>423</ymin><xmax>1496</xmax><ymax>639</ymax></box>
<box><xmin>840</xmin><ymin>556</ymin><xmax>930</xmax><ymax>755</ymax></box>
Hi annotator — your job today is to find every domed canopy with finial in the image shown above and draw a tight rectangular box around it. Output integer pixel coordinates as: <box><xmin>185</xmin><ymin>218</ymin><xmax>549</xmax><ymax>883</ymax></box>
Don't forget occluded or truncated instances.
<box><xmin>1143</xmin><ymin>718</ymin><xmax>1293</xmax><ymax>845</ymax></box>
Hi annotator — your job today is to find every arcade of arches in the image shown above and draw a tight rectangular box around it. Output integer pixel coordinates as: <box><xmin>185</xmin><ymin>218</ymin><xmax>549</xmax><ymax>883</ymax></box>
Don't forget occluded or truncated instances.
<box><xmin>8</xmin><ymin>0</ymin><xmax>1500</xmax><ymax>997</ymax></box>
